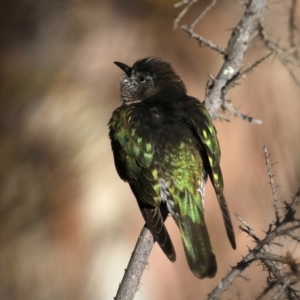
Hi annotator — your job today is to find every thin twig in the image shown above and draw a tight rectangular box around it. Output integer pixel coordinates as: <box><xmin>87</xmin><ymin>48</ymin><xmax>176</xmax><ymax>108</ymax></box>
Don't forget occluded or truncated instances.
<box><xmin>272</xmin><ymin>277</ymin><xmax>291</xmax><ymax>300</ymax></box>
<box><xmin>235</xmin><ymin>212</ymin><xmax>255</xmax><ymax>236</ymax></box>
<box><xmin>223</xmin><ymin>51</ymin><xmax>273</xmax><ymax>95</ymax></box>
<box><xmin>190</xmin><ymin>0</ymin><xmax>217</xmax><ymax>30</ymax></box>
<box><xmin>290</xmin><ymin>187</ymin><xmax>300</xmax><ymax>208</ymax></box>
<box><xmin>289</xmin><ymin>0</ymin><xmax>298</xmax><ymax>60</ymax></box>
<box><xmin>174</xmin><ymin>0</ymin><xmax>190</xmax><ymax>8</ymax></box>
<box><xmin>286</xmin><ymin>232</ymin><xmax>300</xmax><ymax>243</ymax></box>
<box><xmin>278</xmin><ymin>56</ymin><xmax>300</xmax><ymax>86</ymax></box>
<box><xmin>208</xmin><ymin>210</ymin><xmax>300</xmax><ymax>299</ymax></box>
<box><xmin>240</xmin><ymin>52</ymin><xmax>274</xmax><ymax>76</ymax></box>
<box><xmin>173</xmin><ymin>0</ymin><xmax>197</xmax><ymax>29</ymax></box>
<box><xmin>255</xmin><ymin>252</ymin><xmax>298</xmax><ymax>265</ymax></box>
<box><xmin>181</xmin><ymin>26</ymin><xmax>226</xmax><ymax>54</ymax></box>
<box><xmin>208</xmin><ymin>145</ymin><xmax>300</xmax><ymax>299</ymax></box>
<box><xmin>263</xmin><ymin>146</ymin><xmax>280</xmax><ymax>224</ymax></box>
<box><xmin>259</xmin><ymin>20</ymin><xmax>300</xmax><ymax>87</ymax></box>
<box><xmin>222</xmin><ymin>101</ymin><xmax>262</xmax><ymax>124</ymax></box>
<box><xmin>263</xmin><ymin>223</ymin><xmax>300</xmax><ymax>246</ymax></box>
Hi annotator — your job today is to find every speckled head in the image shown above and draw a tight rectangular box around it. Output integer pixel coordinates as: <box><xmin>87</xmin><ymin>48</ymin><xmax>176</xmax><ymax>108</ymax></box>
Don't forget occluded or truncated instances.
<box><xmin>114</xmin><ymin>57</ymin><xmax>187</xmax><ymax>104</ymax></box>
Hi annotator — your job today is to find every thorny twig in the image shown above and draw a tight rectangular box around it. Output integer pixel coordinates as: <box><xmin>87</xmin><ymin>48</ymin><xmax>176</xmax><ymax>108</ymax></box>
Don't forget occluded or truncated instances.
<box><xmin>176</xmin><ymin>0</ymin><xmax>267</xmax><ymax>122</ymax></box>
<box><xmin>259</xmin><ymin>2</ymin><xmax>300</xmax><ymax>88</ymax></box>
<box><xmin>222</xmin><ymin>101</ymin><xmax>262</xmax><ymax>124</ymax></box>
<box><xmin>208</xmin><ymin>148</ymin><xmax>300</xmax><ymax>300</ymax></box>
<box><xmin>181</xmin><ymin>26</ymin><xmax>226</xmax><ymax>54</ymax></box>
<box><xmin>190</xmin><ymin>0</ymin><xmax>217</xmax><ymax>30</ymax></box>
<box><xmin>173</xmin><ymin>0</ymin><xmax>197</xmax><ymax>29</ymax></box>
<box><xmin>174</xmin><ymin>0</ymin><xmax>217</xmax><ymax>30</ymax></box>
<box><xmin>222</xmin><ymin>51</ymin><xmax>273</xmax><ymax>96</ymax></box>
<box><xmin>289</xmin><ymin>0</ymin><xmax>298</xmax><ymax>60</ymax></box>
<box><xmin>264</xmin><ymin>146</ymin><xmax>280</xmax><ymax>224</ymax></box>
<box><xmin>218</xmin><ymin>52</ymin><xmax>273</xmax><ymax>124</ymax></box>
<box><xmin>204</xmin><ymin>0</ymin><xmax>266</xmax><ymax>119</ymax></box>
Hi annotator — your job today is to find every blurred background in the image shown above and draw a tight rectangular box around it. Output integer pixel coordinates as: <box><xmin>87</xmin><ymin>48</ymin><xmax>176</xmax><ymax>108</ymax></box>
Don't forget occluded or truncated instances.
<box><xmin>0</xmin><ymin>0</ymin><xmax>300</xmax><ymax>299</ymax></box>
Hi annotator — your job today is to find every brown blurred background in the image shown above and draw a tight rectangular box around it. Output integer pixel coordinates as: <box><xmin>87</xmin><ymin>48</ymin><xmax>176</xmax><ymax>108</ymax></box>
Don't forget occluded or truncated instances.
<box><xmin>0</xmin><ymin>0</ymin><xmax>300</xmax><ymax>299</ymax></box>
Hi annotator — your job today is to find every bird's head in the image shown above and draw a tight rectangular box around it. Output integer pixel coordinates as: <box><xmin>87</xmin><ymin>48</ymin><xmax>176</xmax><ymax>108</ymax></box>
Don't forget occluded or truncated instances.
<box><xmin>114</xmin><ymin>57</ymin><xmax>187</xmax><ymax>104</ymax></box>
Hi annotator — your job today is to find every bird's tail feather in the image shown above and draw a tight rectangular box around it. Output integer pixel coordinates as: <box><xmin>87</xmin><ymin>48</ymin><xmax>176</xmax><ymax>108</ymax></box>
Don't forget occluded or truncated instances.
<box><xmin>179</xmin><ymin>212</ymin><xmax>217</xmax><ymax>278</ymax></box>
<box><xmin>142</xmin><ymin>207</ymin><xmax>176</xmax><ymax>262</ymax></box>
<box><xmin>217</xmin><ymin>193</ymin><xmax>236</xmax><ymax>249</ymax></box>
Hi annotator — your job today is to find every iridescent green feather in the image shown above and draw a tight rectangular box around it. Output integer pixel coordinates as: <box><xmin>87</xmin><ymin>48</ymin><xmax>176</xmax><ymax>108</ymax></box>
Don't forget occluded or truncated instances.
<box><xmin>190</xmin><ymin>102</ymin><xmax>236</xmax><ymax>250</ymax></box>
<box><xmin>108</xmin><ymin>105</ymin><xmax>176</xmax><ymax>261</ymax></box>
<box><xmin>161</xmin><ymin>139</ymin><xmax>217</xmax><ymax>278</ymax></box>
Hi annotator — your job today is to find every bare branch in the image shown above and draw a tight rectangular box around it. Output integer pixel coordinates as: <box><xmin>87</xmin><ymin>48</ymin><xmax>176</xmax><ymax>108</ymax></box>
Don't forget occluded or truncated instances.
<box><xmin>115</xmin><ymin>226</ymin><xmax>154</xmax><ymax>300</ymax></box>
<box><xmin>254</xmin><ymin>252</ymin><xmax>298</xmax><ymax>265</ymax></box>
<box><xmin>178</xmin><ymin>1</ymin><xmax>267</xmax><ymax>122</ymax></box>
<box><xmin>289</xmin><ymin>0</ymin><xmax>298</xmax><ymax>59</ymax></box>
<box><xmin>209</xmin><ymin>146</ymin><xmax>300</xmax><ymax>299</ymax></box>
<box><xmin>190</xmin><ymin>0</ymin><xmax>217</xmax><ymax>30</ymax></box>
<box><xmin>286</xmin><ymin>232</ymin><xmax>300</xmax><ymax>243</ymax></box>
<box><xmin>181</xmin><ymin>26</ymin><xmax>226</xmax><ymax>55</ymax></box>
<box><xmin>259</xmin><ymin>12</ymin><xmax>300</xmax><ymax>87</ymax></box>
<box><xmin>222</xmin><ymin>51</ymin><xmax>273</xmax><ymax>95</ymax></box>
<box><xmin>204</xmin><ymin>0</ymin><xmax>267</xmax><ymax>118</ymax></box>
<box><xmin>222</xmin><ymin>101</ymin><xmax>262</xmax><ymax>124</ymax></box>
<box><xmin>263</xmin><ymin>146</ymin><xmax>280</xmax><ymax>224</ymax></box>
<box><xmin>173</xmin><ymin>0</ymin><xmax>197</xmax><ymax>29</ymax></box>
<box><xmin>174</xmin><ymin>0</ymin><xmax>217</xmax><ymax>30</ymax></box>
<box><xmin>271</xmin><ymin>278</ymin><xmax>292</xmax><ymax>300</ymax></box>
<box><xmin>216</xmin><ymin>52</ymin><xmax>273</xmax><ymax>124</ymax></box>
<box><xmin>290</xmin><ymin>187</ymin><xmax>300</xmax><ymax>208</ymax></box>
<box><xmin>282</xmin><ymin>58</ymin><xmax>300</xmax><ymax>86</ymax></box>
<box><xmin>234</xmin><ymin>212</ymin><xmax>255</xmax><ymax>237</ymax></box>
<box><xmin>208</xmin><ymin>214</ymin><xmax>300</xmax><ymax>299</ymax></box>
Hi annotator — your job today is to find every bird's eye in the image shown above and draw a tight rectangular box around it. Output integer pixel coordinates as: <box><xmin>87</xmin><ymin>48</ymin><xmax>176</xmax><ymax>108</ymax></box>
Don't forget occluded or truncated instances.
<box><xmin>137</xmin><ymin>74</ymin><xmax>146</xmax><ymax>83</ymax></box>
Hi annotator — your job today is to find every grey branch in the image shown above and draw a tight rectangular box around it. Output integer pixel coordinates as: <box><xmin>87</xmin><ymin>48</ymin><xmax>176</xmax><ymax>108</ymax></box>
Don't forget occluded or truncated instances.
<box><xmin>208</xmin><ymin>148</ymin><xmax>300</xmax><ymax>298</ymax></box>
<box><xmin>115</xmin><ymin>226</ymin><xmax>154</xmax><ymax>300</ymax></box>
<box><xmin>173</xmin><ymin>0</ymin><xmax>197</xmax><ymax>29</ymax></box>
<box><xmin>181</xmin><ymin>26</ymin><xmax>226</xmax><ymax>55</ymax></box>
<box><xmin>179</xmin><ymin>1</ymin><xmax>270</xmax><ymax>123</ymax></box>
<box><xmin>264</xmin><ymin>146</ymin><xmax>280</xmax><ymax>223</ymax></box>
<box><xmin>259</xmin><ymin>2</ymin><xmax>300</xmax><ymax>88</ymax></box>
<box><xmin>190</xmin><ymin>0</ymin><xmax>217</xmax><ymax>30</ymax></box>
<box><xmin>204</xmin><ymin>0</ymin><xmax>267</xmax><ymax>118</ymax></box>
<box><xmin>222</xmin><ymin>51</ymin><xmax>273</xmax><ymax>96</ymax></box>
<box><xmin>222</xmin><ymin>101</ymin><xmax>262</xmax><ymax>124</ymax></box>
<box><xmin>208</xmin><ymin>198</ymin><xmax>300</xmax><ymax>299</ymax></box>
<box><xmin>174</xmin><ymin>0</ymin><xmax>218</xmax><ymax>31</ymax></box>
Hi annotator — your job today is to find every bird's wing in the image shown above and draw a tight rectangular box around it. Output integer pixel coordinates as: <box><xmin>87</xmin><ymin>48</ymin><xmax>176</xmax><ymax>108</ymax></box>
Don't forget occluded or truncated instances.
<box><xmin>186</xmin><ymin>100</ymin><xmax>236</xmax><ymax>250</ymax></box>
<box><xmin>108</xmin><ymin>105</ymin><xmax>176</xmax><ymax>261</ymax></box>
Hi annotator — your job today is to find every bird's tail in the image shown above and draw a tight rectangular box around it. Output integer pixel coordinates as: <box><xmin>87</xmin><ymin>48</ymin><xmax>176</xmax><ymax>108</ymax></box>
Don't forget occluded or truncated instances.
<box><xmin>178</xmin><ymin>196</ymin><xmax>217</xmax><ymax>278</ymax></box>
<box><xmin>217</xmin><ymin>193</ymin><xmax>236</xmax><ymax>250</ymax></box>
<box><xmin>141</xmin><ymin>206</ymin><xmax>176</xmax><ymax>262</ymax></box>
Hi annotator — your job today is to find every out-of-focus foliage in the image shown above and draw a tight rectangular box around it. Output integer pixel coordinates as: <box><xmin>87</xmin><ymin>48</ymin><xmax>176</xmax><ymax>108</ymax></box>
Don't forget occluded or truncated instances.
<box><xmin>0</xmin><ymin>0</ymin><xmax>300</xmax><ymax>299</ymax></box>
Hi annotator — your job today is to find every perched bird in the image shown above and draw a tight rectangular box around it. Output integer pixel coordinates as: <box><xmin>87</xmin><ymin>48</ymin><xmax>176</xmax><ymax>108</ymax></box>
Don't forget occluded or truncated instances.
<box><xmin>108</xmin><ymin>57</ymin><xmax>236</xmax><ymax>279</ymax></box>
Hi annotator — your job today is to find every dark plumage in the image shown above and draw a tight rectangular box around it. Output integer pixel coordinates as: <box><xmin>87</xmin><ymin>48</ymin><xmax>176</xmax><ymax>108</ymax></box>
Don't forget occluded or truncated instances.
<box><xmin>108</xmin><ymin>57</ymin><xmax>236</xmax><ymax>278</ymax></box>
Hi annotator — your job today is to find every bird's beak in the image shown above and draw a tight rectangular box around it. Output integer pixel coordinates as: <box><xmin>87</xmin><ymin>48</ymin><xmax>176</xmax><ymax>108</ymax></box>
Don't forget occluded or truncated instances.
<box><xmin>114</xmin><ymin>61</ymin><xmax>132</xmax><ymax>77</ymax></box>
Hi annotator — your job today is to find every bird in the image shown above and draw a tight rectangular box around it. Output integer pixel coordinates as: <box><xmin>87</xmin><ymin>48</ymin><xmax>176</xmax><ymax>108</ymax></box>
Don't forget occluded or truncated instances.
<box><xmin>108</xmin><ymin>57</ymin><xmax>236</xmax><ymax>279</ymax></box>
